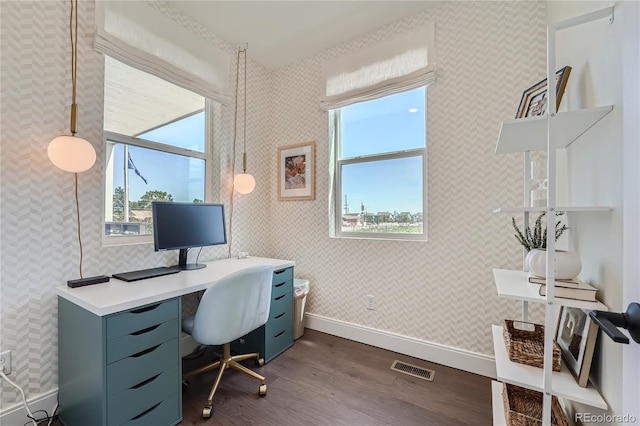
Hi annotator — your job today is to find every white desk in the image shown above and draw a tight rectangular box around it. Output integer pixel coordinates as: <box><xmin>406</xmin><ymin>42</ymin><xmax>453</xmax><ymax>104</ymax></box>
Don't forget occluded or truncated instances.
<box><xmin>55</xmin><ymin>256</ymin><xmax>295</xmax><ymax>426</ymax></box>
<box><xmin>55</xmin><ymin>256</ymin><xmax>295</xmax><ymax>316</ymax></box>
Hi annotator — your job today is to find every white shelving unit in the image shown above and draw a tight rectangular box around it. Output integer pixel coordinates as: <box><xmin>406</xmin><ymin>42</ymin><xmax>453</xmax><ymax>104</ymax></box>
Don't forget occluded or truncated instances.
<box><xmin>492</xmin><ymin>326</ymin><xmax>607</xmax><ymax>409</ymax></box>
<box><xmin>493</xmin><ymin>269</ymin><xmax>608</xmax><ymax>312</ymax></box>
<box><xmin>492</xmin><ymin>381</ymin><xmax>507</xmax><ymax>426</ymax></box>
<box><xmin>491</xmin><ymin>7</ymin><xmax>614</xmax><ymax>425</ymax></box>
<box><xmin>495</xmin><ymin>106</ymin><xmax>613</xmax><ymax>154</ymax></box>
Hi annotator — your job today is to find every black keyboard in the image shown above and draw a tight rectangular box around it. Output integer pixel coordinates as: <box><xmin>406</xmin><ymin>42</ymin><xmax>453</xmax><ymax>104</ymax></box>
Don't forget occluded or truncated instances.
<box><xmin>112</xmin><ymin>267</ymin><xmax>181</xmax><ymax>282</ymax></box>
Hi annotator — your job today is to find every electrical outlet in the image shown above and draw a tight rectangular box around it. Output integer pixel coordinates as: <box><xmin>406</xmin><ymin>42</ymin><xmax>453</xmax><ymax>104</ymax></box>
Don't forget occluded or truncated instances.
<box><xmin>0</xmin><ymin>350</ymin><xmax>11</xmax><ymax>374</ymax></box>
<box><xmin>366</xmin><ymin>295</ymin><xmax>376</xmax><ymax>310</ymax></box>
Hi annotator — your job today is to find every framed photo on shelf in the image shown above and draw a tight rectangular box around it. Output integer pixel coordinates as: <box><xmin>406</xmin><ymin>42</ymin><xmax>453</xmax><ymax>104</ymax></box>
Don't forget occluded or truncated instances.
<box><xmin>515</xmin><ymin>66</ymin><xmax>572</xmax><ymax>119</ymax></box>
<box><xmin>277</xmin><ymin>141</ymin><xmax>315</xmax><ymax>201</ymax></box>
<box><xmin>555</xmin><ymin>306</ymin><xmax>599</xmax><ymax>387</ymax></box>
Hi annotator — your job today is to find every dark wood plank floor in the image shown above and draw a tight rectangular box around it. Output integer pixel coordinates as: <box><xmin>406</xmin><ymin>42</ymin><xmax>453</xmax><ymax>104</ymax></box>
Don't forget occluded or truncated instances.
<box><xmin>179</xmin><ymin>330</ymin><xmax>492</xmax><ymax>425</ymax></box>
<box><xmin>51</xmin><ymin>330</ymin><xmax>492</xmax><ymax>425</ymax></box>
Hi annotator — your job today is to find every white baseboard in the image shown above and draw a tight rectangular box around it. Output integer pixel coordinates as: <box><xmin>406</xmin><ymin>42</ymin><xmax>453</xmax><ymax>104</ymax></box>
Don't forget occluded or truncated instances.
<box><xmin>0</xmin><ymin>387</ymin><xmax>58</xmax><ymax>426</ymax></box>
<box><xmin>304</xmin><ymin>313</ymin><xmax>497</xmax><ymax>378</ymax></box>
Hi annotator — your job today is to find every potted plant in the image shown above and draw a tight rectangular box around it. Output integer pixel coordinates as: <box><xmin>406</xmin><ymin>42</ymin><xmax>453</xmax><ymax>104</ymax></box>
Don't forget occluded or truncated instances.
<box><xmin>511</xmin><ymin>211</ymin><xmax>567</xmax><ymax>252</ymax></box>
<box><xmin>511</xmin><ymin>212</ymin><xmax>581</xmax><ymax>279</ymax></box>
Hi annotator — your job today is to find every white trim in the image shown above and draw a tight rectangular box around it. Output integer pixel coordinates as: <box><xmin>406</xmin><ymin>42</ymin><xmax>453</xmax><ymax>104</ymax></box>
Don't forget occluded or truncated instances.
<box><xmin>0</xmin><ymin>388</ymin><xmax>58</xmax><ymax>426</ymax></box>
<box><xmin>304</xmin><ymin>313</ymin><xmax>496</xmax><ymax>378</ymax></box>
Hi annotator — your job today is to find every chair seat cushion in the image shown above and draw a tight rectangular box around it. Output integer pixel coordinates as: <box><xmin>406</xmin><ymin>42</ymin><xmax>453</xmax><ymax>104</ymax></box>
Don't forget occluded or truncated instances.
<box><xmin>182</xmin><ymin>315</ymin><xmax>195</xmax><ymax>335</ymax></box>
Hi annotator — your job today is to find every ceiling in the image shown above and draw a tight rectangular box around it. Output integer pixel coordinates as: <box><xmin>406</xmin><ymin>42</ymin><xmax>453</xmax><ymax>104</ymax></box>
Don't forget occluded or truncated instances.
<box><xmin>105</xmin><ymin>1</ymin><xmax>439</xmax><ymax>135</ymax></box>
<box><xmin>169</xmin><ymin>1</ymin><xmax>439</xmax><ymax>70</ymax></box>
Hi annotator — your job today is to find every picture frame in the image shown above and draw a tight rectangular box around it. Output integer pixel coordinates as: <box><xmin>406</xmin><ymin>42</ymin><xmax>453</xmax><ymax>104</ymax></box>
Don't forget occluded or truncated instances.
<box><xmin>555</xmin><ymin>306</ymin><xmax>599</xmax><ymax>387</ymax></box>
<box><xmin>515</xmin><ymin>66</ymin><xmax>572</xmax><ymax>119</ymax></box>
<box><xmin>277</xmin><ymin>141</ymin><xmax>315</xmax><ymax>201</ymax></box>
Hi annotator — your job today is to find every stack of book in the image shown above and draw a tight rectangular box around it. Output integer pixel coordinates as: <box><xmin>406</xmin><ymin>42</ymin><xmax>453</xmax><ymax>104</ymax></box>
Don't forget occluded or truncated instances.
<box><xmin>528</xmin><ymin>274</ymin><xmax>598</xmax><ymax>301</ymax></box>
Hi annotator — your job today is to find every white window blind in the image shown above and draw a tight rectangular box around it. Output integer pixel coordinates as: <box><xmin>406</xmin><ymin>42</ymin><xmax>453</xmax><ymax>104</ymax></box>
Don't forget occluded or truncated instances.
<box><xmin>94</xmin><ymin>1</ymin><xmax>231</xmax><ymax>105</ymax></box>
<box><xmin>320</xmin><ymin>23</ymin><xmax>435</xmax><ymax>110</ymax></box>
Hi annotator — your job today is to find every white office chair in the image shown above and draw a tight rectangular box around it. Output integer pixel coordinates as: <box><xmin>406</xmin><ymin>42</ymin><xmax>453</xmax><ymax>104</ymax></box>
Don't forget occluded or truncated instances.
<box><xmin>181</xmin><ymin>264</ymin><xmax>273</xmax><ymax>418</ymax></box>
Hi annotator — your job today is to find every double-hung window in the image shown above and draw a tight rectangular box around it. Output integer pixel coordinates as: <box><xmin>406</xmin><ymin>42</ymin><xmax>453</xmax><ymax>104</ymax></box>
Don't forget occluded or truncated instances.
<box><xmin>332</xmin><ymin>87</ymin><xmax>426</xmax><ymax>240</ymax></box>
<box><xmin>95</xmin><ymin>1</ymin><xmax>231</xmax><ymax>245</ymax></box>
<box><xmin>322</xmin><ymin>24</ymin><xmax>435</xmax><ymax>241</ymax></box>
<box><xmin>103</xmin><ymin>56</ymin><xmax>209</xmax><ymax>243</ymax></box>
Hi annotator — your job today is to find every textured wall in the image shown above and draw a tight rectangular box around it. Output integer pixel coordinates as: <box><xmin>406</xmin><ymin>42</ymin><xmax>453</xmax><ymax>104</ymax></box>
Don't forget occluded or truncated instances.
<box><xmin>268</xmin><ymin>1</ymin><xmax>547</xmax><ymax>353</ymax></box>
<box><xmin>0</xmin><ymin>0</ymin><xmax>270</xmax><ymax>408</ymax></box>
<box><xmin>0</xmin><ymin>0</ymin><xmax>547</xmax><ymax>409</ymax></box>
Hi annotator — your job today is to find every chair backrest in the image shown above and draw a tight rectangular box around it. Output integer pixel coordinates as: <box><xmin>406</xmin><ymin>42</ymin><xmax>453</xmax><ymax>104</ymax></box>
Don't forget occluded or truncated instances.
<box><xmin>190</xmin><ymin>264</ymin><xmax>274</xmax><ymax>345</ymax></box>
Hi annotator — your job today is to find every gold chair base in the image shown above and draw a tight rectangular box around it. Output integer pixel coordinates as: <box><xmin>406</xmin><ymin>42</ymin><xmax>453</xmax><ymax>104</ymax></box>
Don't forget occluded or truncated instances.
<box><xmin>182</xmin><ymin>342</ymin><xmax>266</xmax><ymax>417</ymax></box>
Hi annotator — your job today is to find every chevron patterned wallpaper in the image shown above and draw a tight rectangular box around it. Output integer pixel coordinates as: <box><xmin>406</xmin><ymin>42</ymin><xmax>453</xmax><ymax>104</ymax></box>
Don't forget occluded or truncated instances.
<box><xmin>0</xmin><ymin>0</ymin><xmax>546</xmax><ymax>409</ymax></box>
<box><xmin>267</xmin><ymin>1</ymin><xmax>547</xmax><ymax>356</ymax></box>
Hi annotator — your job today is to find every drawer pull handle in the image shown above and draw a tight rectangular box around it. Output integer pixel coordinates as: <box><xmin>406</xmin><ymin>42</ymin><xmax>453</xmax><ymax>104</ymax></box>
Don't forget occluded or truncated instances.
<box><xmin>274</xmin><ymin>282</ymin><xmax>285</xmax><ymax>288</ymax></box>
<box><xmin>131</xmin><ymin>304</ymin><xmax>160</xmax><ymax>314</ymax></box>
<box><xmin>274</xmin><ymin>330</ymin><xmax>286</xmax><ymax>338</ymax></box>
<box><xmin>131</xmin><ymin>344</ymin><xmax>160</xmax><ymax>358</ymax></box>
<box><xmin>131</xmin><ymin>324</ymin><xmax>160</xmax><ymax>336</ymax></box>
<box><xmin>274</xmin><ymin>295</ymin><xmax>285</xmax><ymax>301</ymax></box>
<box><xmin>132</xmin><ymin>373</ymin><xmax>161</xmax><ymax>389</ymax></box>
<box><xmin>274</xmin><ymin>269</ymin><xmax>287</xmax><ymax>275</ymax></box>
<box><xmin>274</xmin><ymin>313</ymin><xmax>285</xmax><ymax>319</ymax></box>
<box><xmin>131</xmin><ymin>402</ymin><xmax>162</xmax><ymax>420</ymax></box>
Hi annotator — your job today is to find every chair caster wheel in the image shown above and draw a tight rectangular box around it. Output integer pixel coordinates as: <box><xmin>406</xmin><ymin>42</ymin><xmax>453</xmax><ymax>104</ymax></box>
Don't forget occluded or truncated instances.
<box><xmin>182</xmin><ymin>379</ymin><xmax>189</xmax><ymax>392</ymax></box>
<box><xmin>255</xmin><ymin>357</ymin><xmax>265</xmax><ymax>367</ymax></box>
<box><xmin>202</xmin><ymin>406</ymin><xmax>213</xmax><ymax>418</ymax></box>
<box><xmin>259</xmin><ymin>384</ymin><xmax>267</xmax><ymax>396</ymax></box>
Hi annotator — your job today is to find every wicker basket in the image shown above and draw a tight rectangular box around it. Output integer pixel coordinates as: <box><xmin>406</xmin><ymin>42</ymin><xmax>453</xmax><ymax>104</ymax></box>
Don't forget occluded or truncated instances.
<box><xmin>502</xmin><ymin>383</ymin><xmax>570</xmax><ymax>426</ymax></box>
<box><xmin>503</xmin><ymin>320</ymin><xmax>561</xmax><ymax>371</ymax></box>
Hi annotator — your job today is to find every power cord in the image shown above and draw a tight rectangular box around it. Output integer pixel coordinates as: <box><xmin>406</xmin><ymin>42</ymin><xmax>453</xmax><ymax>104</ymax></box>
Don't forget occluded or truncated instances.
<box><xmin>0</xmin><ymin>369</ymin><xmax>58</xmax><ymax>426</ymax></box>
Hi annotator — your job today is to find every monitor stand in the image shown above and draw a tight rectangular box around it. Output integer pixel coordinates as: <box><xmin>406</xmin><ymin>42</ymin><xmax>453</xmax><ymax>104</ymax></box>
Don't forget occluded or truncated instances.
<box><xmin>177</xmin><ymin>248</ymin><xmax>206</xmax><ymax>270</ymax></box>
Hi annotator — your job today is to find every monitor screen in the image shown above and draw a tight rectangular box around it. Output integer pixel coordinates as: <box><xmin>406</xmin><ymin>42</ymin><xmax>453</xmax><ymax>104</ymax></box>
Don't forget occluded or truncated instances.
<box><xmin>152</xmin><ymin>201</ymin><xmax>227</xmax><ymax>270</ymax></box>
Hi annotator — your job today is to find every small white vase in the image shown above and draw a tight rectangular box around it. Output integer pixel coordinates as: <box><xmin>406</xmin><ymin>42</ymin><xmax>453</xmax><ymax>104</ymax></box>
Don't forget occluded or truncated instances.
<box><xmin>527</xmin><ymin>249</ymin><xmax>582</xmax><ymax>280</ymax></box>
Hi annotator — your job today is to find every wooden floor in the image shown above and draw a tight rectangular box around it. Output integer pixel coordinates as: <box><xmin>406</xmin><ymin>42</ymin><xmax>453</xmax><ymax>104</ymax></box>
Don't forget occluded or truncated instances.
<box><xmin>52</xmin><ymin>330</ymin><xmax>493</xmax><ymax>425</ymax></box>
<box><xmin>179</xmin><ymin>330</ymin><xmax>492</xmax><ymax>425</ymax></box>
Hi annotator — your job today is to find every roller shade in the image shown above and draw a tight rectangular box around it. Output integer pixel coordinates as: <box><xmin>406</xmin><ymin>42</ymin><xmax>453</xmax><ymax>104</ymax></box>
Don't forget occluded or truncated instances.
<box><xmin>94</xmin><ymin>1</ymin><xmax>231</xmax><ymax>105</ymax></box>
<box><xmin>321</xmin><ymin>23</ymin><xmax>435</xmax><ymax>110</ymax></box>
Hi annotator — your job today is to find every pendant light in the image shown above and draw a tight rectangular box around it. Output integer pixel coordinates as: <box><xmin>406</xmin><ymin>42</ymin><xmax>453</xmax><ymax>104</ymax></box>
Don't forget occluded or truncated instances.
<box><xmin>233</xmin><ymin>46</ymin><xmax>256</xmax><ymax>194</ymax></box>
<box><xmin>47</xmin><ymin>0</ymin><xmax>96</xmax><ymax>173</ymax></box>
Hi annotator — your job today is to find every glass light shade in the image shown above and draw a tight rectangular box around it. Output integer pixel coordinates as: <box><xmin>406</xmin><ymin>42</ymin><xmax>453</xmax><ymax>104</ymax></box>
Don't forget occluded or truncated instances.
<box><xmin>234</xmin><ymin>173</ymin><xmax>256</xmax><ymax>194</ymax></box>
<box><xmin>48</xmin><ymin>135</ymin><xmax>96</xmax><ymax>173</ymax></box>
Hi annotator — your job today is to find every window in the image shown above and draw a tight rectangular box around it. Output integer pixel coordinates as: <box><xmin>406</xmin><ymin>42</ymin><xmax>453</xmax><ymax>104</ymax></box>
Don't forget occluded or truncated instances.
<box><xmin>333</xmin><ymin>86</ymin><xmax>426</xmax><ymax>240</ymax></box>
<box><xmin>103</xmin><ymin>56</ymin><xmax>209</xmax><ymax>243</ymax></box>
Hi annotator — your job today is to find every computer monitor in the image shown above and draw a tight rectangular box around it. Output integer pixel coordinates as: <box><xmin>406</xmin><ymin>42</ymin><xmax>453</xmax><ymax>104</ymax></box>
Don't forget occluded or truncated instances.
<box><xmin>152</xmin><ymin>201</ymin><xmax>227</xmax><ymax>270</ymax></box>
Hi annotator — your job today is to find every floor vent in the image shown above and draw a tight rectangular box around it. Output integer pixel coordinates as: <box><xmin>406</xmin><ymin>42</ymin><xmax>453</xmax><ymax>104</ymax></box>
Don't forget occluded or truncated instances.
<box><xmin>390</xmin><ymin>360</ymin><xmax>435</xmax><ymax>382</ymax></box>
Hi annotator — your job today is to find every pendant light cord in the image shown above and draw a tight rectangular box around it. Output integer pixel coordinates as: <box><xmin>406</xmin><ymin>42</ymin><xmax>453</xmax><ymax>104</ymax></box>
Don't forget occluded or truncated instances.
<box><xmin>69</xmin><ymin>0</ymin><xmax>79</xmax><ymax>135</ymax></box>
<box><xmin>70</xmin><ymin>0</ymin><xmax>84</xmax><ymax>277</ymax></box>
<box><xmin>227</xmin><ymin>46</ymin><xmax>247</xmax><ymax>258</ymax></box>
<box><xmin>74</xmin><ymin>173</ymin><xmax>84</xmax><ymax>278</ymax></box>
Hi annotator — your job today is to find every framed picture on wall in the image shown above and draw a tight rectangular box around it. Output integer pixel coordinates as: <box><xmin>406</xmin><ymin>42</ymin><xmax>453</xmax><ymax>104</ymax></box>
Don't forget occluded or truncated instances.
<box><xmin>515</xmin><ymin>66</ymin><xmax>572</xmax><ymax>118</ymax></box>
<box><xmin>555</xmin><ymin>306</ymin><xmax>599</xmax><ymax>387</ymax></box>
<box><xmin>277</xmin><ymin>141</ymin><xmax>315</xmax><ymax>201</ymax></box>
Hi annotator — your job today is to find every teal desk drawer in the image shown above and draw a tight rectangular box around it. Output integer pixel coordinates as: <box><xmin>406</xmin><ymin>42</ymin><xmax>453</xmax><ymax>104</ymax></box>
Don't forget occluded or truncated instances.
<box><xmin>272</xmin><ymin>277</ymin><xmax>292</xmax><ymax>299</ymax></box>
<box><xmin>270</xmin><ymin>292</ymin><xmax>293</xmax><ymax>320</ymax></box>
<box><xmin>266</xmin><ymin>324</ymin><xmax>293</xmax><ymax>361</ymax></box>
<box><xmin>272</xmin><ymin>267</ymin><xmax>293</xmax><ymax>286</ymax></box>
<box><xmin>108</xmin><ymin>366</ymin><xmax>179</xmax><ymax>426</ymax></box>
<box><xmin>266</xmin><ymin>308</ymin><xmax>292</xmax><ymax>338</ymax></box>
<box><xmin>107</xmin><ymin>338</ymin><xmax>178</xmax><ymax>397</ymax></box>
<box><xmin>107</xmin><ymin>318</ymin><xmax>178</xmax><ymax>364</ymax></box>
<box><xmin>122</xmin><ymin>395</ymin><xmax>181</xmax><ymax>426</ymax></box>
<box><xmin>107</xmin><ymin>299</ymin><xmax>179</xmax><ymax>340</ymax></box>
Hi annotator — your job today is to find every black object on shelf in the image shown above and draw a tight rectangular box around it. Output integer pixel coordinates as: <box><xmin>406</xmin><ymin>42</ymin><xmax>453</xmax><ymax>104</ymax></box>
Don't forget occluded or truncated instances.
<box><xmin>589</xmin><ymin>302</ymin><xmax>640</xmax><ymax>344</ymax></box>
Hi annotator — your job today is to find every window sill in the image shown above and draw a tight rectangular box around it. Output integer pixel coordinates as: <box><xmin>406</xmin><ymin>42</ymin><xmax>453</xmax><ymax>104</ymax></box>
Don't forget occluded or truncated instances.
<box><xmin>102</xmin><ymin>234</ymin><xmax>154</xmax><ymax>247</ymax></box>
<box><xmin>330</xmin><ymin>234</ymin><xmax>427</xmax><ymax>242</ymax></box>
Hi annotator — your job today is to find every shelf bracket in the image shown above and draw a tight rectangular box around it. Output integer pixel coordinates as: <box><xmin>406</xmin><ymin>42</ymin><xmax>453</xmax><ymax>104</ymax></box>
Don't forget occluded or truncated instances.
<box><xmin>589</xmin><ymin>302</ymin><xmax>640</xmax><ymax>344</ymax></box>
